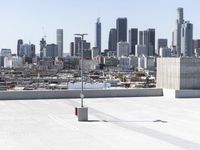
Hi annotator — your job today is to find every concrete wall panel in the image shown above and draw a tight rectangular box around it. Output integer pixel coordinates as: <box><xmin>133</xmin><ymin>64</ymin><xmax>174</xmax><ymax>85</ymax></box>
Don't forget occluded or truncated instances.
<box><xmin>0</xmin><ymin>89</ymin><xmax>163</xmax><ymax>100</ymax></box>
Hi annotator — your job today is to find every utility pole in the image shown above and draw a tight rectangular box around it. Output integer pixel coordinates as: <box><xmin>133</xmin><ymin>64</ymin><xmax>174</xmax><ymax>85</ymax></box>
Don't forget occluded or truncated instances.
<box><xmin>74</xmin><ymin>33</ymin><xmax>88</xmax><ymax>121</ymax></box>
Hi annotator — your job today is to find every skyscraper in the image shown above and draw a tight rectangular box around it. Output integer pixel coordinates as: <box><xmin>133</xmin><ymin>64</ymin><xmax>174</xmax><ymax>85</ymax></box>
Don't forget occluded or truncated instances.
<box><xmin>31</xmin><ymin>44</ymin><xmax>36</xmax><ymax>58</ymax></box>
<box><xmin>177</xmin><ymin>7</ymin><xmax>184</xmax><ymax>25</ymax></box>
<box><xmin>108</xmin><ymin>28</ymin><xmax>117</xmax><ymax>52</ymax></box>
<box><xmin>147</xmin><ymin>29</ymin><xmax>155</xmax><ymax>56</ymax></box>
<box><xmin>129</xmin><ymin>28</ymin><xmax>138</xmax><ymax>55</ymax></box>
<box><xmin>143</xmin><ymin>30</ymin><xmax>149</xmax><ymax>47</ymax></box>
<box><xmin>17</xmin><ymin>39</ymin><xmax>23</xmax><ymax>56</ymax></box>
<box><xmin>181</xmin><ymin>21</ymin><xmax>193</xmax><ymax>57</ymax></box>
<box><xmin>74</xmin><ymin>37</ymin><xmax>91</xmax><ymax>57</ymax></box>
<box><xmin>19</xmin><ymin>43</ymin><xmax>35</xmax><ymax>58</ymax></box>
<box><xmin>172</xmin><ymin>7</ymin><xmax>184</xmax><ymax>56</ymax></box>
<box><xmin>83</xmin><ymin>40</ymin><xmax>91</xmax><ymax>50</ymax></box>
<box><xmin>95</xmin><ymin>18</ymin><xmax>101</xmax><ymax>53</ymax></box>
<box><xmin>46</xmin><ymin>44</ymin><xmax>58</xmax><ymax>58</ymax></box>
<box><xmin>138</xmin><ymin>29</ymin><xmax>155</xmax><ymax>56</ymax></box>
<box><xmin>57</xmin><ymin>29</ymin><xmax>63</xmax><ymax>57</ymax></box>
<box><xmin>116</xmin><ymin>18</ymin><xmax>127</xmax><ymax>42</ymax></box>
<box><xmin>74</xmin><ymin>37</ymin><xmax>82</xmax><ymax>56</ymax></box>
<box><xmin>40</xmin><ymin>38</ymin><xmax>46</xmax><ymax>58</ymax></box>
<box><xmin>70</xmin><ymin>42</ymin><xmax>74</xmax><ymax>56</ymax></box>
<box><xmin>139</xmin><ymin>31</ymin><xmax>143</xmax><ymax>45</ymax></box>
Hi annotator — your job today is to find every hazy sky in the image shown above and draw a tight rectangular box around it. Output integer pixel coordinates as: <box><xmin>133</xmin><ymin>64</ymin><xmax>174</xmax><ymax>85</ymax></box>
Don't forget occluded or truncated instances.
<box><xmin>0</xmin><ymin>0</ymin><xmax>200</xmax><ymax>54</ymax></box>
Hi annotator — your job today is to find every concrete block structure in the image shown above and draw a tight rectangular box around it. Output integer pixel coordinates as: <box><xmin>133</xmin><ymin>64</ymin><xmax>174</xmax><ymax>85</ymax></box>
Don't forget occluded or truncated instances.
<box><xmin>157</xmin><ymin>57</ymin><xmax>200</xmax><ymax>90</ymax></box>
<box><xmin>77</xmin><ymin>107</ymin><xmax>88</xmax><ymax>121</ymax></box>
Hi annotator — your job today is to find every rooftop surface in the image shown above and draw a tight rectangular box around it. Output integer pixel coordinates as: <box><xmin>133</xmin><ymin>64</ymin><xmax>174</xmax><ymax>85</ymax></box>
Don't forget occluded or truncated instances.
<box><xmin>0</xmin><ymin>96</ymin><xmax>200</xmax><ymax>150</ymax></box>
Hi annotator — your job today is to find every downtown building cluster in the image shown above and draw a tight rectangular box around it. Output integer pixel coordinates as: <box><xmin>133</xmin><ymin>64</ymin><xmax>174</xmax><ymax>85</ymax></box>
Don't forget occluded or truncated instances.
<box><xmin>69</xmin><ymin>17</ymin><xmax>156</xmax><ymax>71</ymax></box>
<box><xmin>172</xmin><ymin>7</ymin><xmax>193</xmax><ymax>57</ymax></box>
<box><xmin>0</xmin><ymin>7</ymin><xmax>199</xmax><ymax>72</ymax></box>
<box><xmin>69</xmin><ymin>7</ymin><xmax>199</xmax><ymax>72</ymax></box>
<box><xmin>0</xmin><ymin>29</ymin><xmax>64</xmax><ymax>69</ymax></box>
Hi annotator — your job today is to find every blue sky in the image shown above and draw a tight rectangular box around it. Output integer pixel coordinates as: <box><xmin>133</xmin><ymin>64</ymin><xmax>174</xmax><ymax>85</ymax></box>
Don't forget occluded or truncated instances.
<box><xmin>0</xmin><ymin>0</ymin><xmax>200</xmax><ymax>54</ymax></box>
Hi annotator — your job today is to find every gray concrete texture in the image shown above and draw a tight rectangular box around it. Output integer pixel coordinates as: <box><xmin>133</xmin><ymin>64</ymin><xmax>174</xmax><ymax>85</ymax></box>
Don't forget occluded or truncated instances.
<box><xmin>157</xmin><ymin>57</ymin><xmax>200</xmax><ymax>90</ymax></box>
<box><xmin>175</xmin><ymin>90</ymin><xmax>200</xmax><ymax>98</ymax></box>
<box><xmin>77</xmin><ymin>107</ymin><xmax>88</xmax><ymax>121</ymax></box>
<box><xmin>0</xmin><ymin>89</ymin><xmax>163</xmax><ymax>100</ymax></box>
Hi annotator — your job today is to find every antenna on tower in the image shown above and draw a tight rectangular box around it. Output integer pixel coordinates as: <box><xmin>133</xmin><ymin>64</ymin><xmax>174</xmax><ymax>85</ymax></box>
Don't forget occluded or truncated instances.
<box><xmin>97</xmin><ymin>17</ymin><xmax>100</xmax><ymax>23</ymax></box>
<box><xmin>42</xmin><ymin>26</ymin><xmax>47</xmax><ymax>40</ymax></box>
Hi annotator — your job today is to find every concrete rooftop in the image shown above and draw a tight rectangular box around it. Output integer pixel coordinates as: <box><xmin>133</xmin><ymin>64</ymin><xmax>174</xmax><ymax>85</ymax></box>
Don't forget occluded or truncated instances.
<box><xmin>0</xmin><ymin>96</ymin><xmax>200</xmax><ymax>150</ymax></box>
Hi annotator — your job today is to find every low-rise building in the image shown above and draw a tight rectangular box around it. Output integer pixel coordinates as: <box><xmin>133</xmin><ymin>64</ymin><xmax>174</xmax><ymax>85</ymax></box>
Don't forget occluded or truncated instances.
<box><xmin>119</xmin><ymin>56</ymin><xmax>130</xmax><ymax>71</ymax></box>
<box><xmin>138</xmin><ymin>56</ymin><xmax>155</xmax><ymax>71</ymax></box>
<box><xmin>129</xmin><ymin>55</ymin><xmax>138</xmax><ymax>70</ymax></box>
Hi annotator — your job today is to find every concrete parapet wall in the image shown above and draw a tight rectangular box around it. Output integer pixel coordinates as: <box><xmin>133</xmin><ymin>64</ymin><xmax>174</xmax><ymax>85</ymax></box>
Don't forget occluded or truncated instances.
<box><xmin>175</xmin><ymin>90</ymin><xmax>200</xmax><ymax>98</ymax></box>
<box><xmin>157</xmin><ymin>57</ymin><xmax>200</xmax><ymax>90</ymax></box>
<box><xmin>0</xmin><ymin>88</ymin><xmax>163</xmax><ymax>100</ymax></box>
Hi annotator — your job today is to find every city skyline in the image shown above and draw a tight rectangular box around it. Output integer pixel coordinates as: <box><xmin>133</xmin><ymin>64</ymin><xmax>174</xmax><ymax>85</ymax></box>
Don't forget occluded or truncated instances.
<box><xmin>0</xmin><ymin>0</ymin><xmax>200</xmax><ymax>54</ymax></box>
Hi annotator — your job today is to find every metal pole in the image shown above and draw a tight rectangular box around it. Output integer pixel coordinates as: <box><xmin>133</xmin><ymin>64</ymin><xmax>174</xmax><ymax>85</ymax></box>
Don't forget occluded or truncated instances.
<box><xmin>74</xmin><ymin>33</ymin><xmax>88</xmax><ymax>108</ymax></box>
<box><xmin>81</xmin><ymin>35</ymin><xmax>84</xmax><ymax>108</ymax></box>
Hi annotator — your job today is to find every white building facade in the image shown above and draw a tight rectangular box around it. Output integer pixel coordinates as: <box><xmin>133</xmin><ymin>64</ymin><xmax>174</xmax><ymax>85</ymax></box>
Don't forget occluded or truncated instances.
<box><xmin>117</xmin><ymin>42</ymin><xmax>130</xmax><ymax>57</ymax></box>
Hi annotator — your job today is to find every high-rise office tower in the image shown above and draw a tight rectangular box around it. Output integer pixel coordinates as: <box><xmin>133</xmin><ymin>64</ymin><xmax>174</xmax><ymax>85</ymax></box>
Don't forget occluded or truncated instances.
<box><xmin>19</xmin><ymin>43</ymin><xmax>35</xmax><ymax>58</ymax></box>
<box><xmin>82</xmin><ymin>40</ymin><xmax>91</xmax><ymax>50</ymax></box>
<box><xmin>108</xmin><ymin>28</ymin><xmax>117</xmax><ymax>52</ymax></box>
<box><xmin>70</xmin><ymin>42</ymin><xmax>74</xmax><ymax>56</ymax></box>
<box><xmin>95</xmin><ymin>18</ymin><xmax>101</xmax><ymax>53</ymax></box>
<box><xmin>157</xmin><ymin>39</ymin><xmax>168</xmax><ymax>55</ymax></box>
<box><xmin>57</xmin><ymin>29</ymin><xmax>63</xmax><ymax>57</ymax></box>
<box><xmin>31</xmin><ymin>44</ymin><xmax>36</xmax><ymax>58</ymax></box>
<box><xmin>74</xmin><ymin>37</ymin><xmax>91</xmax><ymax>57</ymax></box>
<box><xmin>147</xmin><ymin>29</ymin><xmax>155</xmax><ymax>56</ymax></box>
<box><xmin>172</xmin><ymin>31</ymin><xmax>176</xmax><ymax>46</ymax></box>
<box><xmin>129</xmin><ymin>28</ymin><xmax>138</xmax><ymax>55</ymax></box>
<box><xmin>17</xmin><ymin>39</ymin><xmax>23</xmax><ymax>56</ymax></box>
<box><xmin>181</xmin><ymin>21</ymin><xmax>193</xmax><ymax>57</ymax></box>
<box><xmin>138</xmin><ymin>29</ymin><xmax>155</xmax><ymax>56</ymax></box>
<box><xmin>40</xmin><ymin>38</ymin><xmax>46</xmax><ymax>58</ymax></box>
<box><xmin>46</xmin><ymin>44</ymin><xmax>58</xmax><ymax>58</ymax></box>
<box><xmin>139</xmin><ymin>31</ymin><xmax>143</xmax><ymax>45</ymax></box>
<box><xmin>172</xmin><ymin>7</ymin><xmax>184</xmax><ymax>56</ymax></box>
<box><xmin>74</xmin><ymin>37</ymin><xmax>82</xmax><ymax>56</ymax></box>
<box><xmin>116</xmin><ymin>18</ymin><xmax>127</xmax><ymax>42</ymax></box>
<box><xmin>177</xmin><ymin>7</ymin><xmax>184</xmax><ymax>25</ymax></box>
<box><xmin>143</xmin><ymin>30</ymin><xmax>149</xmax><ymax>46</ymax></box>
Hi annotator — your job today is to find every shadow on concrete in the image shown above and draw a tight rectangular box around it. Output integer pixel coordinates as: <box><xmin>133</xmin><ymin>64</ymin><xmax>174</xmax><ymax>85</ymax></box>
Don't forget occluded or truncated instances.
<box><xmin>101</xmin><ymin>119</ymin><xmax>168</xmax><ymax>123</ymax></box>
<box><xmin>80</xmin><ymin>119</ymin><xmax>168</xmax><ymax>123</ymax></box>
<box><xmin>86</xmin><ymin>120</ymin><xmax>102</xmax><ymax>122</ymax></box>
